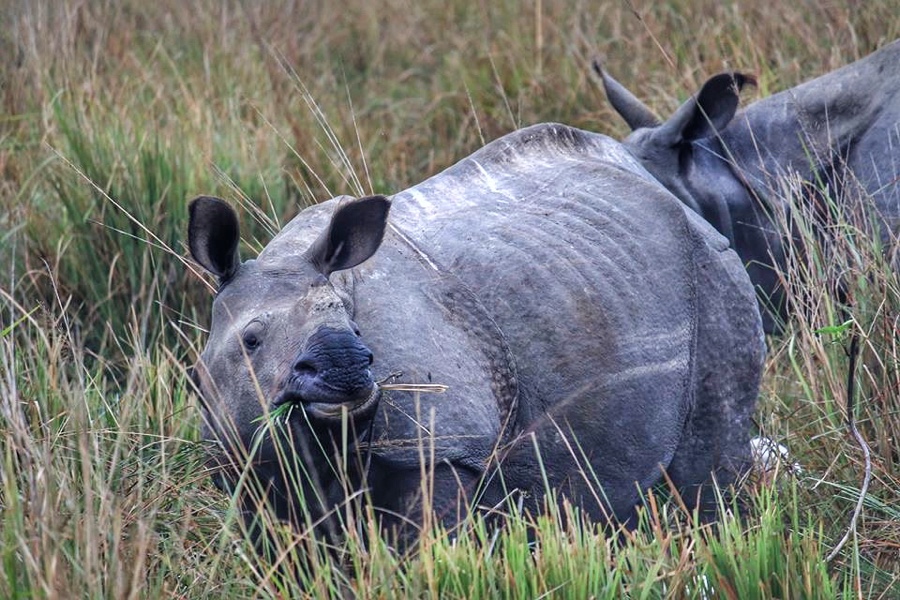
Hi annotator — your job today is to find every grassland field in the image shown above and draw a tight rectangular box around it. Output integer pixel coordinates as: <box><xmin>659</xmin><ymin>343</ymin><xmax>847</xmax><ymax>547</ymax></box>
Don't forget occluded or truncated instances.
<box><xmin>1</xmin><ymin>0</ymin><xmax>899</xmax><ymax>597</ymax></box>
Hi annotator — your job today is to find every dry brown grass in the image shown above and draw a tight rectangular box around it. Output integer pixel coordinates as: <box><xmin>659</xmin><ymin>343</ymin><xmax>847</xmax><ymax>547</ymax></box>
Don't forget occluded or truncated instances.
<box><xmin>2</xmin><ymin>0</ymin><xmax>899</xmax><ymax>596</ymax></box>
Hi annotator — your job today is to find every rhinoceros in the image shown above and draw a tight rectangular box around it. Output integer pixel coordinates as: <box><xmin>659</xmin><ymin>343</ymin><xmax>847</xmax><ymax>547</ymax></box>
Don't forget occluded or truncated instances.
<box><xmin>595</xmin><ymin>40</ymin><xmax>900</xmax><ymax>332</ymax></box>
<box><xmin>188</xmin><ymin>123</ymin><xmax>765</xmax><ymax>547</ymax></box>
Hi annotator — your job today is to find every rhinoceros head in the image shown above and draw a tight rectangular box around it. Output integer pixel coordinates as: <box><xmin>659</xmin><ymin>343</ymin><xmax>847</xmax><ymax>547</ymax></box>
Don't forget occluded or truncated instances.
<box><xmin>596</xmin><ymin>64</ymin><xmax>756</xmax><ymax>225</ymax></box>
<box><xmin>187</xmin><ymin>195</ymin><xmax>391</xmax><ymax>513</ymax></box>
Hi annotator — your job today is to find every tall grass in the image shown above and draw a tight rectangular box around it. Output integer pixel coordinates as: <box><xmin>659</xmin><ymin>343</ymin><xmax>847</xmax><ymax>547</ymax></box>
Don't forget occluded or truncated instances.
<box><xmin>762</xmin><ymin>167</ymin><xmax>900</xmax><ymax>589</ymax></box>
<box><xmin>0</xmin><ymin>293</ymin><xmax>253</xmax><ymax>597</ymax></box>
<box><xmin>2</xmin><ymin>0</ymin><xmax>899</xmax><ymax>597</ymax></box>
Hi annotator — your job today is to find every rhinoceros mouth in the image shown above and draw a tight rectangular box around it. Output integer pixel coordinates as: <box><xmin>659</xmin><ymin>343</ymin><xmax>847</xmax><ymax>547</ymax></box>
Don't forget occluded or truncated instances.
<box><xmin>303</xmin><ymin>386</ymin><xmax>381</xmax><ymax>419</ymax></box>
<box><xmin>272</xmin><ymin>384</ymin><xmax>381</xmax><ymax>421</ymax></box>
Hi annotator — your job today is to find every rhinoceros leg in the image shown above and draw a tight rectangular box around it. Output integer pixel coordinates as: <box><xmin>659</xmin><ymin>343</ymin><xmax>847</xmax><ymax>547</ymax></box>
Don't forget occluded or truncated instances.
<box><xmin>367</xmin><ymin>461</ymin><xmax>484</xmax><ymax>547</ymax></box>
<box><xmin>664</xmin><ymin>214</ymin><xmax>765</xmax><ymax>517</ymax></box>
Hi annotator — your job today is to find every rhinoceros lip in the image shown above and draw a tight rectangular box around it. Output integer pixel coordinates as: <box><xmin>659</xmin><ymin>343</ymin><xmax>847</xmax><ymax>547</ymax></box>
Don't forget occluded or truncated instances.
<box><xmin>273</xmin><ymin>385</ymin><xmax>380</xmax><ymax>420</ymax></box>
<box><xmin>305</xmin><ymin>386</ymin><xmax>380</xmax><ymax>418</ymax></box>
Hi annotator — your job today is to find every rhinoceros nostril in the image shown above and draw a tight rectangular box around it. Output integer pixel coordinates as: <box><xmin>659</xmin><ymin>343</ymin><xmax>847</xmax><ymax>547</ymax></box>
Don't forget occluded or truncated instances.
<box><xmin>365</xmin><ymin>350</ymin><xmax>374</xmax><ymax>366</ymax></box>
<box><xmin>293</xmin><ymin>356</ymin><xmax>318</xmax><ymax>376</ymax></box>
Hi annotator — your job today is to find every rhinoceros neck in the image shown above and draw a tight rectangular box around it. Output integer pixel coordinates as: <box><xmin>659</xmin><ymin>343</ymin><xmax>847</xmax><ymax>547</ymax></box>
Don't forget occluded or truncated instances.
<box><xmin>373</xmin><ymin>217</ymin><xmax>521</xmax><ymax>447</ymax></box>
<box><xmin>422</xmin><ymin>268</ymin><xmax>521</xmax><ymax>444</ymax></box>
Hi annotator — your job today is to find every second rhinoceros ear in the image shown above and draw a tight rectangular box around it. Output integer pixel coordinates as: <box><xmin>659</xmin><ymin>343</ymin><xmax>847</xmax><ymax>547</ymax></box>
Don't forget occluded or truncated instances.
<box><xmin>188</xmin><ymin>196</ymin><xmax>241</xmax><ymax>284</ymax></box>
<box><xmin>656</xmin><ymin>72</ymin><xmax>756</xmax><ymax>144</ymax></box>
<box><xmin>306</xmin><ymin>195</ymin><xmax>392</xmax><ymax>277</ymax></box>
<box><xmin>593</xmin><ymin>58</ymin><xmax>660</xmax><ymax>131</ymax></box>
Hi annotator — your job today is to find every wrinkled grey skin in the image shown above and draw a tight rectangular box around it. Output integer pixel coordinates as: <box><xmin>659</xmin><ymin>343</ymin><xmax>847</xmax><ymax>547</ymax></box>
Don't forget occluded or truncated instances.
<box><xmin>596</xmin><ymin>40</ymin><xmax>900</xmax><ymax>332</ymax></box>
<box><xmin>188</xmin><ymin>123</ymin><xmax>765</xmax><ymax>548</ymax></box>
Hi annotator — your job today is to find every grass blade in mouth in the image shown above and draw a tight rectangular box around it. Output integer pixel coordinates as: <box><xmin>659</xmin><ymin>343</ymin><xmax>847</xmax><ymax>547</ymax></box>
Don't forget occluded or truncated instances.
<box><xmin>253</xmin><ymin>402</ymin><xmax>295</xmax><ymax>424</ymax></box>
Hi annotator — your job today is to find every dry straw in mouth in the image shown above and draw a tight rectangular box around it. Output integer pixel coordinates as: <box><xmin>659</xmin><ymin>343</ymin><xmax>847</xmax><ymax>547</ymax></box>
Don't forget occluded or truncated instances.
<box><xmin>377</xmin><ymin>382</ymin><xmax>449</xmax><ymax>394</ymax></box>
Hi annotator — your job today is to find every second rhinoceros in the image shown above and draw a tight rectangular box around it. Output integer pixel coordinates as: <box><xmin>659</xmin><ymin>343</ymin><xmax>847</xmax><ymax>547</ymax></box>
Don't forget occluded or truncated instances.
<box><xmin>596</xmin><ymin>40</ymin><xmax>900</xmax><ymax>332</ymax></box>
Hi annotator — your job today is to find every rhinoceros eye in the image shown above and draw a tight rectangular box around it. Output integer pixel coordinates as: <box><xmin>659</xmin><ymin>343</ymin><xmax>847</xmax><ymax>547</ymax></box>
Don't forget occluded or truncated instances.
<box><xmin>241</xmin><ymin>319</ymin><xmax>266</xmax><ymax>352</ymax></box>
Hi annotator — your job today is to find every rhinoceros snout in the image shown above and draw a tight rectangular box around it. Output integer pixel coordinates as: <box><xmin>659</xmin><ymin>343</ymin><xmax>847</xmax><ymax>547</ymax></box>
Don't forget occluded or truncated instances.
<box><xmin>278</xmin><ymin>327</ymin><xmax>376</xmax><ymax>409</ymax></box>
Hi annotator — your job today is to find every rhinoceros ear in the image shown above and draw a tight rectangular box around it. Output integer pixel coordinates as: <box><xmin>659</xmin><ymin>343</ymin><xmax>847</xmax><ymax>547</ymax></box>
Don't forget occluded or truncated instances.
<box><xmin>188</xmin><ymin>196</ymin><xmax>241</xmax><ymax>283</ymax></box>
<box><xmin>592</xmin><ymin>58</ymin><xmax>660</xmax><ymax>131</ymax></box>
<box><xmin>307</xmin><ymin>195</ymin><xmax>391</xmax><ymax>276</ymax></box>
<box><xmin>657</xmin><ymin>72</ymin><xmax>756</xmax><ymax>144</ymax></box>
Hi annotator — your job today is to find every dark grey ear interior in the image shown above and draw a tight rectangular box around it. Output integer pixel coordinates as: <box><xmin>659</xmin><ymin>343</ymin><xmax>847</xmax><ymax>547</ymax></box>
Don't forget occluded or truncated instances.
<box><xmin>653</xmin><ymin>72</ymin><xmax>755</xmax><ymax>146</ymax></box>
<box><xmin>307</xmin><ymin>195</ymin><xmax>392</xmax><ymax>276</ymax></box>
<box><xmin>188</xmin><ymin>196</ymin><xmax>241</xmax><ymax>283</ymax></box>
<box><xmin>681</xmin><ymin>72</ymin><xmax>756</xmax><ymax>141</ymax></box>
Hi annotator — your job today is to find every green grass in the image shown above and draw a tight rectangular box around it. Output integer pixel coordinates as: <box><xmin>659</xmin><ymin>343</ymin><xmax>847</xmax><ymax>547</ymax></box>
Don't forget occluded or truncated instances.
<box><xmin>2</xmin><ymin>0</ymin><xmax>900</xmax><ymax>597</ymax></box>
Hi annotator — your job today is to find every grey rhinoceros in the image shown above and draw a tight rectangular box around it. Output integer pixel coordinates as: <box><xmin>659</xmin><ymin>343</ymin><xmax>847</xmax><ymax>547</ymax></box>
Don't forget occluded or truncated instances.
<box><xmin>595</xmin><ymin>40</ymin><xmax>900</xmax><ymax>332</ymax></box>
<box><xmin>188</xmin><ymin>123</ymin><xmax>765</xmax><ymax>547</ymax></box>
